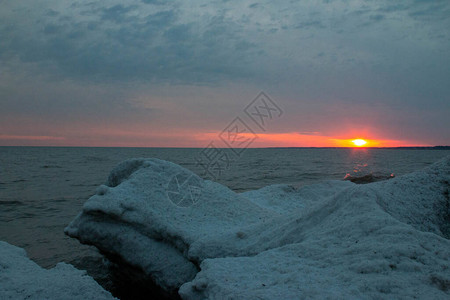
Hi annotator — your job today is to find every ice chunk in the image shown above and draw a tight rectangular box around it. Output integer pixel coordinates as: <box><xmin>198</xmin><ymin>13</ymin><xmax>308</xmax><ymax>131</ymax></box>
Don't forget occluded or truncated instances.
<box><xmin>241</xmin><ymin>180</ymin><xmax>354</xmax><ymax>214</ymax></box>
<box><xmin>65</xmin><ymin>158</ymin><xmax>275</xmax><ymax>291</ymax></box>
<box><xmin>66</xmin><ymin>156</ymin><xmax>450</xmax><ymax>299</ymax></box>
<box><xmin>181</xmin><ymin>157</ymin><xmax>450</xmax><ymax>299</ymax></box>
<box><xmin>0</xmin><ymin>241</ymin><xmax>115</xmax><ymax>300</ymax></box>
<box><xmin>369</xmin><ymin>157</ymin><xmax>450</xmax><ymax>238</ymax></box>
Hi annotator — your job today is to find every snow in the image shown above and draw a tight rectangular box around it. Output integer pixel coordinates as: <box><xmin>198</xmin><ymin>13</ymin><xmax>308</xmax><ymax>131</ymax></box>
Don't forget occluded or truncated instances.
<box><xmin>242</xmin><ymin>180</ymin><xmax>354</xmax><ymax>214</ymax></box>
<box><xmin>65</xmin><ymin>158</ymin><xmax>275</xmax><ymax>291</ymax></box>
<box><xmin>0</xmin><ymin>241</ymin><xmax>115</xmax><ymax>300</ymax></box>
<box><xmin>66</xmin><ymin>156</ymin><xmax>450</xmax><ymax>299</ymax></box>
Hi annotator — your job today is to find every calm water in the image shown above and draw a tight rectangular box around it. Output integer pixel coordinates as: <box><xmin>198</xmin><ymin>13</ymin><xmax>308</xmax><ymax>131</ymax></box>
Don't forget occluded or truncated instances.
<box><xmin>1</xmin><ymin>147</ymin><xmax>449</xmax><ymax>296</ymax></box>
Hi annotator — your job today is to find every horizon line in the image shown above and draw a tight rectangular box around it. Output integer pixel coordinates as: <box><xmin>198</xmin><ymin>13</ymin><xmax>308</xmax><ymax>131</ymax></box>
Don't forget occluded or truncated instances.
<box><xmin>1</xmin><ymin>145</ymin><xmax>449</xmax><ymax>149</ymax></box>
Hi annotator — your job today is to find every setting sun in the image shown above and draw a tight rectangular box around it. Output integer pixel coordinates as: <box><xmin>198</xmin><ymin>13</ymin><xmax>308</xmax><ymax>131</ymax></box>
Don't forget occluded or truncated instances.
<box><xmin>352</xmin><ymin>139</ymin><xmax>367</xmax><ymax>147</ymax></box>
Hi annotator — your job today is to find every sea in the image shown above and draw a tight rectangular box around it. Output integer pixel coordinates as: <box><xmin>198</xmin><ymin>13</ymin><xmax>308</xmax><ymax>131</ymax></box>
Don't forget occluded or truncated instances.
<box><xmin>1</xmin><ymin>146</ymin><xmax>449</xmax><ymax>298</ymax></box>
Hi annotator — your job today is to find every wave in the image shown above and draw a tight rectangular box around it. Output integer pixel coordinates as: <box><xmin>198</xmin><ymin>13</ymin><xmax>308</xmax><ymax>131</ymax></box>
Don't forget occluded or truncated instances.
<box><xmin>41</xmin><ymin>165</ymin><xmax>63</xmax><ymax>169</ymax></box>
<box><xmin>0</xmin><ymin>200</ymin><xmax>24</xmax><ymax>206</ymax></box>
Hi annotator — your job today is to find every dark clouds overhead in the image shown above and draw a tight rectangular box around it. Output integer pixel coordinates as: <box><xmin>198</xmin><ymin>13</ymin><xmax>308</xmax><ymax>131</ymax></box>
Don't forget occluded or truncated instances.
<box><xmin>1</xmin><ymin>0</ymin><xmax>447</xmax><ymax>85</ymax></box>
<box><xmin>1</xmin><ymin>0</ymin><xmax>263</xmax><ymax>83</ymax></box>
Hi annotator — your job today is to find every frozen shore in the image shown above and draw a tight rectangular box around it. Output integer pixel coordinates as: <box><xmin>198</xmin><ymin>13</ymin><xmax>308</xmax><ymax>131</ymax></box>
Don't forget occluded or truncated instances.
<box><xmin>0</xmin><ymin>241</ymin><xmax>115</xmax><ymax>299</ymax></box>
<box><xmin>65</xmin><ymin>156</ymin><xmax>450</xmax><ymax>299</ymax></box>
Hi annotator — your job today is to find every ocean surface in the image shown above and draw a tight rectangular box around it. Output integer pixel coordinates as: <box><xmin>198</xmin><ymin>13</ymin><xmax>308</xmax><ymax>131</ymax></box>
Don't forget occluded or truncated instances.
<box><xmin>1</xmin><ymin>146</ymin><xmax>449</xmax><ymax>298</ymax></box>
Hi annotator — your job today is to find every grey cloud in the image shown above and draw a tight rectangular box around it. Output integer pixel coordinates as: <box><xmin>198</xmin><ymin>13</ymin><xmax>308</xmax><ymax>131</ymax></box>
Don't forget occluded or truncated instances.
<box><xmin>101</xmin><ymin>4</ymin><xmax>138</xmax><ymax>23</ymax></box>
<box><xmin>369</xmin><ymin>14</ymin><xmax>385</xmax><ymax>22</ymax></box>
<box><xmin>45</xmin><ymin>9</ymin><xmax>59</xmax><ymax>17</ymax></box>
<box><xmin>409</xmin><ymin>4</ymin><xmax>449</xmax><ymax>20</ymax></box>
<box><xmin>294</xmin><ymin>20</ymin><xmax>325</xmax><ymax>30</ymax></box>
<box><xmin>43</xmin><ymin>24</ymin><xmax>62</xmax><ymax>34</ymax></box>
<box><xmin>0</xmin><ymin>1</ymin><xmax>262</xmax><ymax>84</ymax></box>
<box><xmin>141</xmin><ymin>0</ymin><xmax>165</xmax><ymax>5</ymax></box>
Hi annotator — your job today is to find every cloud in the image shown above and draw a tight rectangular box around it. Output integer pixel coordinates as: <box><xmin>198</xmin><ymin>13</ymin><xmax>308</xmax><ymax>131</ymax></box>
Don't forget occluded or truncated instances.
<box><xmin>0</xmin><ymin>0</ymin><xmax>264</xmax><ymax>84</ymax></box>
<box><xmin>0</xmin><ymin>135</ymin><xmax>65</xmax><ymax>141</ymax></box>
<box><xmin>1</xmin><ymin>0</ymin><xmax>449</xmax><ymax>87</ymax></box>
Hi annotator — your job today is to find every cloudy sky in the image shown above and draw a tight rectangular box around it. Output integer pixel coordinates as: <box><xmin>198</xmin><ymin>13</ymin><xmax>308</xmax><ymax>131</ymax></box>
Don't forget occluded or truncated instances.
<box><xmin>1</xmin><ymin>0</ymin><xmax>449</xmax><ymax>147</ymax></box>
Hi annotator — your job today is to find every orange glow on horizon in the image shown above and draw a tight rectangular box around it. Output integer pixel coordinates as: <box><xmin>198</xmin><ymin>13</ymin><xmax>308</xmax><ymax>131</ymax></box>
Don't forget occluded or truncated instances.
<box><xmin>0</xmin><ymin>130</ymin><xmax>429</xmax><ymax>148</ymax></box>
<box><xmin>332</xmin><ymin>138</ymin><xmax>382</xmax><ymax>147</ymax></box>
<box><xmin>194</xmin><ymin>132</ymin><xmax>418</xmax><ymax>148</ymax></box>
<box><xmin>351</xmin><ymin>139</ymin><xmax>367</xmax><ymax>147</ymax></box>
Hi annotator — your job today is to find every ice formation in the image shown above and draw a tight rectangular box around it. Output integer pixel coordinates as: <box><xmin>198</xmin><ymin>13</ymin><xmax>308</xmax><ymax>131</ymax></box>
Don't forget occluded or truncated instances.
<box><xmin>65</xmin><ymin>157</ymin><xmax>450</xmax><ymax>299</ymax></box>
<box><xmin>0</xmin><ymin>241</ymin><xmax>115</xmax><ymax>299</ymax></box>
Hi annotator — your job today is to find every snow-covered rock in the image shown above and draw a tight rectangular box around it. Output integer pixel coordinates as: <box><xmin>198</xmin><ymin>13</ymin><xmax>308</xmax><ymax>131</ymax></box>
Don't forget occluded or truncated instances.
<box><xmin>180</xmin><ymin>157</ymin><xmax>450</xmax><ymax>299</ymax></box>
<box><xmin>0</xmin><ymin>241</ymin><xmax>115</xmax><ymax>300</ymax></box>
<box><xmin>65</xmin><ymin>156</ymin><xmax>450</xmax><ymax>299</ymax></box>
<box><xmin>65</xmin><ymin>158</ymin><xmax>275</xmax><ymax>291</ymax></box>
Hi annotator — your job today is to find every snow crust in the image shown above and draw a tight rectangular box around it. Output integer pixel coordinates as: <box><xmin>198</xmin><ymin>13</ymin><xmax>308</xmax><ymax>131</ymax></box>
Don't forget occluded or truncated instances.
<box><xmin>65</xmin><ymin>158</ymin><xmax>274</xmax><ymax>291</ymax></box>
<box><xmin>65</xmin><ymin>156</ymin><xmax>450</xmax><ymax>299</ymax></box>
<box><xmin>0</xmin><ymin>241</ymin><xmax>115</xmax><ymax>300</ymax></box>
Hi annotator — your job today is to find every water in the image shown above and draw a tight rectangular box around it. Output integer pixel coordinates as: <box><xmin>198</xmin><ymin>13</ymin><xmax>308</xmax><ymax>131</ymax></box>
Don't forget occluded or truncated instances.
<box><xmin>1</xmin><ymin>147</ymin><xmax>449</xmax><ymax>297</ymax></box>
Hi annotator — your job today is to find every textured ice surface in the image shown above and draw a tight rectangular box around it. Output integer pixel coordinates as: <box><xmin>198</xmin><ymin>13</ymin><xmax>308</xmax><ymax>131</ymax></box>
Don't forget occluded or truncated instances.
<box><xmin>66</xmin><ymin>156</ymin><xmax>450</xmax><ymax>299</ymax></box>
<box><xmin>0</xmin><ymin>241</ymin><xmax>115</xmax><ymax>300</ymax></box>
<box><xmin>65</xmin><ymin>158</ymin><xmax>274</xmax><ymax>291</ymax></box>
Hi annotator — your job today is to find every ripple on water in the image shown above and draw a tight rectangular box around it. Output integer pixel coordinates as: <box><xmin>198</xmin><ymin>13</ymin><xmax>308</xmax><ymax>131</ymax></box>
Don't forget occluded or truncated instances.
<box><xmin>11</xmin><ymin>179</ymin><xmax>27</xmax><ymax>183</ymax></box>
<box><xmin>0</xmin><ymin>199</ymin><xmax>24</xmax><ymax>206</ymax></box>
<box><xmin>41</xmin><ymin>165</ymin><xmax>63</xmax><ymax>169</ymax></box>
<box><xmin>82</xmin><ymin>156</ymin><xmax>110</xmax><ymax>163</ymax></box>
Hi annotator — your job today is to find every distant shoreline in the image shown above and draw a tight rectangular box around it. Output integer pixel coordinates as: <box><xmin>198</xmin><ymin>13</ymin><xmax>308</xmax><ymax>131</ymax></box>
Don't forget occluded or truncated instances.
<box><xmin>266</xmin><ymin>146</ymin><xmax>450</xmax><ymax>150</ymax></box>
<box><xmin>0</xmin><ymin>146</ymin><xmax>449</xmax><ymax>150</ymax></box>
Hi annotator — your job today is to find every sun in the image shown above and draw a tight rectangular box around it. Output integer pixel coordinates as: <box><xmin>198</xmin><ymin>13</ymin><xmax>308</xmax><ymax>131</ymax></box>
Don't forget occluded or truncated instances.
<box><xmin>352</xmin><ymin>139</ymin><xmax>367</xmax><ymax>147</ymax></box>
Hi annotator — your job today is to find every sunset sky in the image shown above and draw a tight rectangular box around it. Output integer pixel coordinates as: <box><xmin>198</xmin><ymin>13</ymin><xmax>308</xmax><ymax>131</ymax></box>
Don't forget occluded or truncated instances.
<box><xmin>1</xmin><ymin>0</ymin><xmax>449</xmax><ymax>147</ymax></box>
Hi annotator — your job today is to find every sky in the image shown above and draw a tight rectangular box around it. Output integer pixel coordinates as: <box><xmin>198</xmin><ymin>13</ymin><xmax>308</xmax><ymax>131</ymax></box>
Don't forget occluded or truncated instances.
<box><xmin>0</xmin><ymin>0</ymin><xmax>449</xmax><ymax>147</ymax></box>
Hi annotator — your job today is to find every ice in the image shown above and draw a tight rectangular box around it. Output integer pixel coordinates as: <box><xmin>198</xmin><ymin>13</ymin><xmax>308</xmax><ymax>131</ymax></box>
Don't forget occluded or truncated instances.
<box><xmin>65</xmin><ymin>158</ymin><xmax>275</xmax><ymax>291</ymax></box>
<box><xmin>242</xmin><ymin>181</ymin><xmax>354</xmax><ymax>214</ymax></box>
<box><xmin>0</xmin><ymin>241</ymin><xmax>115</xmax><ymax>300</ymax></box>
<box><xmin>66</xmin><ymin>156</ymin><xmax>450</xmax><ymax>298</ymax></box>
